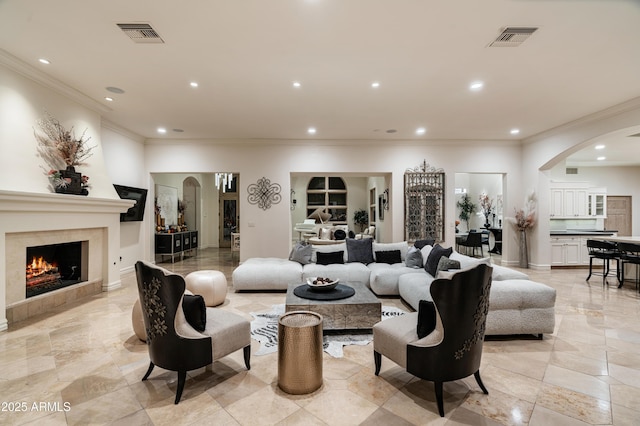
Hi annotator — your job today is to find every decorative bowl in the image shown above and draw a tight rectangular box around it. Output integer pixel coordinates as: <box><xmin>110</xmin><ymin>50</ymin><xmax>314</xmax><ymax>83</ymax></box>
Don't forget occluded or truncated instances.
<box><xmin>306</xmin><ymin>277</ymin><xmax>339</xmax><ymax>291</ymax></box>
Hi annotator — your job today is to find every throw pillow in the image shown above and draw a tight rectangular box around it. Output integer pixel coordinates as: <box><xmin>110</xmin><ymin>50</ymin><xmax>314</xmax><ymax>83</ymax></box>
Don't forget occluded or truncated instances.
<box><xmin>417</xmin><ymin>300</ymin><xmax>437</xmax><ymax>339</ymax></box>
<box><xmin>405</xmin><ymin>246</ymin><xmax>424</xmax><ymax>268</ymax></box>
<box><xmin>316</xmin><ymin>250</ymin><xmax>345</xmax><ymax>265</ymax></box>
<box><xmin>375</xmin><ymin>250</ymin><xmax>402</xmax><ymax>264</ymax></box>
<box><xmin>289</xmin><ymin>241</ymin><xmax>312</xmax><ymax>265</ymax></box>
<box><xmin>425</xmin><ymin>244</ymin><xmax>453</xmax><ymax>276</ymax></box>
<box><xmin>182</xmin><ymin>294</ymin><xmax>206</xmax><ymax>332</ymax></box>
<box><xmin>414</xmin><ymin>238</ymin><xmax>435</xmax><ymax>250</ymax></box>
<box><xmin>346</xmin><ymin>238</ymin><xmax>374</xmax><ymax>264</ymax></box>
<box><xmin>333</xmin><ymin>229</ymin><xmax>347</xmax><ymax>240</ymax></box>
<box><xmin>436</xmin><ymin>256</ymin><xmax>461</xmax><ymax>274</ymax></box>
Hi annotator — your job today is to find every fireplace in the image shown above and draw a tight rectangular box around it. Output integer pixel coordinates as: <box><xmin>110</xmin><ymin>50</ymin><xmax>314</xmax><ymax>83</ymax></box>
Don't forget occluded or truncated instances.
<box><xmin>25</xmin><ymin>241</ymin><xmax>88</xmax><ymax>298</ymax></box>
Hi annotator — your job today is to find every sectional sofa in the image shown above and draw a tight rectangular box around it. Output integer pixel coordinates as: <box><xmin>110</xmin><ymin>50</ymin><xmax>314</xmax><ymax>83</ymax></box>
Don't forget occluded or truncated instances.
<box><xmin>232</xmin><ymin>241</ymin><xmax>556</xmax><ymax>337</ymax></box>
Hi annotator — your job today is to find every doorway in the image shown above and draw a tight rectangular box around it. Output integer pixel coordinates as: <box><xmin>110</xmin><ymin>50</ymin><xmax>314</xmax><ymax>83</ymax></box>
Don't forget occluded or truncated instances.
<box><xmin>605</xmin><ymin>196</ymin><xmax>632</xmax><ymax>236</ymax></box>
<box><xmin>219</xmin><ymin>175</ymin><xmax>239</xmax><ymax>248</ymax></box>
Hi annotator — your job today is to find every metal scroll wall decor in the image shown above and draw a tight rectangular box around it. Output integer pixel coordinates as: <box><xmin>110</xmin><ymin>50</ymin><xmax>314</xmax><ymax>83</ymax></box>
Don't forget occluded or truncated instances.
<box><xmin>247</xmin><ymin>177</ymin><xmax>282</xmax><ymax>210</ymax></box>
<box><xmin>404</xmin><ymin>160</ymin><xmax>445</xmax><ymax>242</ymax></box>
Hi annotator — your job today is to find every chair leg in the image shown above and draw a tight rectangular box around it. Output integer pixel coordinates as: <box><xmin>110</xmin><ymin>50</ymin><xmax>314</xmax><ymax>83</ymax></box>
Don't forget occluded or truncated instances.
<box><xmin>474</xmin><ymin>370</ymin><xmax>489</xmax><ymax>395</ymax></box>
<box><xmin>142</xmin><ymin>362</ymin><xmax>154</xmax><ymax>381</ymax></box>
<box><xmin>434</xmin><ymin>381</ymin><xmax>445</xmax><ymax>417</ymax></box>
<box><xmin>175</xmin><ymin>370</ymin><xmax>187</xmax><ymax>404</ymax></box>
<box><xmin>243</xmin><ymin>345</ymin><xmax>251</xmax><ymax>370</ymax></box>
<box><xmin>374</xmin><ymin>351</ymin><xmax>381</xmax><ymax>376</ymax></box>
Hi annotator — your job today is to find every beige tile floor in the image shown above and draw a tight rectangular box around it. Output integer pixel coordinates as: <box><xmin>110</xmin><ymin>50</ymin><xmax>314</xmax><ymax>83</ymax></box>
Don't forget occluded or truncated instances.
<box><xmin>2</xmin><ymin>248</ymin><xmax>640</xmax><ymax>425</ymax></box>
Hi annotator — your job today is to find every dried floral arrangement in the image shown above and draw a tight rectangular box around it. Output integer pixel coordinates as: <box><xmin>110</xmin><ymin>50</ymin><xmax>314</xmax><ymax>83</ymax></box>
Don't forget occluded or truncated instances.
<box><xmin>35</xmin><ymin>112</ymin><xmax>94</xmax><ymax>169</ymax></box>
<box><xmin>512</xmin><ymin>192</ymin><xmax>537</xmax><ymax>231</ymax></box>
<box><xmin>478</xmin><ymin>193</ymin><xmax>493</xmax><ymax>222</ymax></box>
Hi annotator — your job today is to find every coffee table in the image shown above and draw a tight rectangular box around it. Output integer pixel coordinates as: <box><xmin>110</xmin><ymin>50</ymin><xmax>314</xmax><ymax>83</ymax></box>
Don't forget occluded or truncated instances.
<box><xmin>285</xmin><ymin>281</ymin><xmax>382</xmax><ymax>331</ymax></box>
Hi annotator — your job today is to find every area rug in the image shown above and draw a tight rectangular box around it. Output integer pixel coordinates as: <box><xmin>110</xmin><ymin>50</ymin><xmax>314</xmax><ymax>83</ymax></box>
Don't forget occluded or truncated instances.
<box><xmin>250</xmin><ymin>304</ymin><xmax>406</xmax><ymax>358</ymax></box>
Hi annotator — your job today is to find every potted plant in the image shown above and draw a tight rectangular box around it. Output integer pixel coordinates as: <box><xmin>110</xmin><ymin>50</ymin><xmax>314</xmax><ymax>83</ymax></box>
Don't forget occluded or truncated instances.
<box><xmin>353</xmin><ymin>209</ymin><xmax>369</xmax><ymax>232</ymax></box>
<box><xmin>456</xmin><ymin>194</ymin><xmax>476</xmax><ymax>231</ymax></box>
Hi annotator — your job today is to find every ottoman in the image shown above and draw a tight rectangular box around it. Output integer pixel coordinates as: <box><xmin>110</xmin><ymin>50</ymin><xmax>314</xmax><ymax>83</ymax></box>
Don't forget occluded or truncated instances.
<box><xmin>185</xmin><ymin>270</ymin><xmax>228</xmax><ymax>306</ymax></box>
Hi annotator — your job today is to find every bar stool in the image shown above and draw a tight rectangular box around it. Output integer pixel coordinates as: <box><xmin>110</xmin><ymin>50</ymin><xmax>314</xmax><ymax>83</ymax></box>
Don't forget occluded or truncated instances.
<box><xmin>585</xmin><ymin>240</ymin><xmax>620</xmax><ymax>286</ymax></box>
<box><xmin>617</xmin><ymin>242</ymin><xmax>640</xmax><ymax>291</ymax></box>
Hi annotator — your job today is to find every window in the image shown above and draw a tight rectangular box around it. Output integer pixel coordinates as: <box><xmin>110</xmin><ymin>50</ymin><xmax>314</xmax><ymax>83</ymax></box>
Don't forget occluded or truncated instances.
<box><xmin>307</xmin><ymin>177</ymin><xmax>347</xmax><ymax>223</ymax></box>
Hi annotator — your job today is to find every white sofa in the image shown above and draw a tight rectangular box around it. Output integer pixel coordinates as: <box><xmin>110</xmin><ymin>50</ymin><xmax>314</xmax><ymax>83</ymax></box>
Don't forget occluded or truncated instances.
<box><xmin>232</xmin><ymin>241</ymin><xmax>556</xmax><ymax>336</ymax></box>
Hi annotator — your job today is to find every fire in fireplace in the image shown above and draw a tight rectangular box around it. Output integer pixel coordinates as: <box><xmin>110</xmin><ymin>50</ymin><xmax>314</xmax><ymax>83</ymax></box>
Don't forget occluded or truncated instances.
<box><xmin>26</xmin><ymin>241</ymin><xmax>85</xmax><ymax>298</ymax></box>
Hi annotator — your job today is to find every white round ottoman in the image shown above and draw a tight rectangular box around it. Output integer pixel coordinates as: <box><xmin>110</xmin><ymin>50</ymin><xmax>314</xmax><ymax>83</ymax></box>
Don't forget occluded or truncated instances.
<box><xmin>132</xmin><ymin>299</ymin><xmax>146</xmax><ymax>342</ymax></box>
<box><xmin>185</xmin><ymin>270</ymin><xmax>228</xmax><ymax>307</ymax></box>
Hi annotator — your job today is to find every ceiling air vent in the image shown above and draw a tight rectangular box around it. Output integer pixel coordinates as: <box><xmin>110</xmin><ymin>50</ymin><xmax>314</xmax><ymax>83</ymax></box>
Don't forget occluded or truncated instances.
<box><xmin>566</xmin><ymin>167</ymin><xmax>578</xmax><ymax>175</ymax></box>
<box><xmin>489</xmin><ymin>27</ymin><xmax>538</xmax><ymax>47</ymax></box>
<box><xmin>117</xmin><ymin>23</ymin><xmax>164</xmax><ymax>43</ymax></box>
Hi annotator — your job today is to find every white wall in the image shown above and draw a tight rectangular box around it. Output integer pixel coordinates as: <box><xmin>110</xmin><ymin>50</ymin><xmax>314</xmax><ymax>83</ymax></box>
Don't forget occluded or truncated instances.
<box><xmin>145</xmin><ymin>141</ymin><xmax>524</xmax><ymax>262</ymax></box>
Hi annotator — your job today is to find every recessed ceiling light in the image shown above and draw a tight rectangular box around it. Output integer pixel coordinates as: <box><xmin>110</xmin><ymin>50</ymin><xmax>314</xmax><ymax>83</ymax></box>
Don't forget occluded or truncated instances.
<box><xmin>190</xmin><ymin>82</ymin><xmax>199</xmax><ymax>88</ymax></box>
<box><xmin>307</xmin><ymin>127</ymin><xmax>316</xmax><ymax>135</ymax></box>
<box><xmin>38</xmin><ymin>58</ymin><xmax>50</xmax><ymax>65</ymax></box>
<box><xmin>105</xmin><ymin>97</ymin><xmax>113</xmax><ymax>102</ymax></box>
<box><xmin>157</xmin><ymin>127</ymin><xmax>167</xmax><ymax>134</ymax></box>
<box><xmin>371</xmin><ymin>82</ymin><xmax>380</xmax><ymax>88</ymax></box>
<box><xmin>597</xmin><ymin>156</ymin><xmax>606</xmax><ymax>161</ymax></box>
<box><xmin>106</xmin><ymin>86</ymin><xmax>125</xmax><ymax>94</ymax></box>
<box><xmin>510</xmin><ymin>129</ymin><xmax>520</xmax><ymax>135</ymax></box>
<box><xmin>469</xmin><ymin>81</ymin><xmax>484</xmax><ymax>91</ymax></box>
<box><xmin>595</xmin><ymin>144</ymin><xmax>605</xmax><ymax>150</ymax></box>
<box><xmin>293</xmin><ymin>81</ymin><xmax>301</xmax><ymax>88</ymax></box>
<box><xmin>415</xmin><ymin>127</ymin><xmax>426</xmax><ymax>135</ymax></box>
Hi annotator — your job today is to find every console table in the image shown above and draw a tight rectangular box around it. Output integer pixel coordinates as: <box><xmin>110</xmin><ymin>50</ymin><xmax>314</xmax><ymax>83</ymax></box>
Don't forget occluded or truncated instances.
<box><xmin>155</xmin><ymin>231</ymin><xmax>198</xmax><ymax>263</ymax></box>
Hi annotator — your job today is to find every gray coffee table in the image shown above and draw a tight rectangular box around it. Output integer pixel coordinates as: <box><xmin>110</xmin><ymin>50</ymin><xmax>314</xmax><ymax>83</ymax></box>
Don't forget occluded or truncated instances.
<box><xmin>285</xmin><ymin>281</ymin><xmax>382</xmax><ymax>331</ymax></box>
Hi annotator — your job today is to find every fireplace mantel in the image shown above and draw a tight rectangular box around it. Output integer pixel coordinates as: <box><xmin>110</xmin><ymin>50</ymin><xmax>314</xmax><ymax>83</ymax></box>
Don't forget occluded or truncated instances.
<box><xmin>0</xmin><ymin>189</ymin><xmax>135</xmax><ymax>331</ymax></box>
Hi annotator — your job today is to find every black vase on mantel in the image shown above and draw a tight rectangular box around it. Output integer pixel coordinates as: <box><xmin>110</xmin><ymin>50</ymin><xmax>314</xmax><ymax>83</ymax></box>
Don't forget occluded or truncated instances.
<box><xmin>55</xmin><ymin>166</ymin><xmax>88</xmax><ymax>196</ymax></box>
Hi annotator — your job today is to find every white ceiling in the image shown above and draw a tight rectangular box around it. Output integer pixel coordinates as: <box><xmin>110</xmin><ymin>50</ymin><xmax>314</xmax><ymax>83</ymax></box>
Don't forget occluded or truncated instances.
<box><xmin>1</xmin><ymin>0</ymin><xmax>640</xmax><ymax>165</ymax></box>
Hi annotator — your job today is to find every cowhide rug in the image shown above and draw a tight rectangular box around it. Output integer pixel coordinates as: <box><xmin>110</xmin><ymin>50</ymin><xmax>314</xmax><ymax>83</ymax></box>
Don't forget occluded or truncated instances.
<box><xmin>250</xmin><ymin>304</ymin><xmax>406</xmax><ymax>358</ymax></box>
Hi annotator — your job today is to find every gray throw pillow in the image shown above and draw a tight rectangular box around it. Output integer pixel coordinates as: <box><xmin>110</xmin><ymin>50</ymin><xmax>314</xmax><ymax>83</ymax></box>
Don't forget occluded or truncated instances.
<box><xmin>405</xmin><ymin>246</ymin><xmax>424</xmax><ymax>268</ymax></box>
<box><xmin>346</xmin><ymin>238</ymin><xmax>374</xmax><ymax>264</ymax></box>
<box><xmin>436</xmin><ymin>256</ymin><xmax>461</xmax><ymax>275</ymax></box>
<box><xmin>289</xmin><ymin>241</ymin><xmax>312</xmax><ymax>265</ymax></box>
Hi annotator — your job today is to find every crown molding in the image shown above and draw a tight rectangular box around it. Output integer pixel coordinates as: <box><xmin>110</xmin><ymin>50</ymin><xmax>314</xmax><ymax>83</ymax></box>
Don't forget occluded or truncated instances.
<box><xmin>0</xmin><ymin>48</ymin><xmax>112</xmax><ymax>115</ymax></box>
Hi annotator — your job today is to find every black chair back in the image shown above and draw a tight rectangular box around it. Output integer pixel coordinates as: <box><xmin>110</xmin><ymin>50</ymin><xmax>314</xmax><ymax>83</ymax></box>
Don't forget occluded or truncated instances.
<box><xmin>407</xmin><ymin>263</ymin><xmax>493</xmax><ymax>382</ymax></box>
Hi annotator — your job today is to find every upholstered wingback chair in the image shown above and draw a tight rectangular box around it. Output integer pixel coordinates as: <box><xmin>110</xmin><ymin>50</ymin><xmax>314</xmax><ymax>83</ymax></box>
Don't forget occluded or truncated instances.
<box><xmin>135</xmin><ymin>260</ymin><xmax>251</xmax><ymax>404</ymax></box>
<box><xmin>373</xmin><ymin>263</ymin><xmax>493</xmax><ymax>417</ymax></box>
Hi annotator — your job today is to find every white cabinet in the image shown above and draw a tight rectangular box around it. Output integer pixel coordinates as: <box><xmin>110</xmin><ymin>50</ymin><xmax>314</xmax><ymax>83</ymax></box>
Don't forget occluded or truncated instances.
<box><xmin>550</xmin><ymin>183</ymin><xmax>605</xmax><ymax>219</ymax></box>
<box><xmin>550</xmin><ymin>237</ymin><xmax>582</xmax><ymax>266</ymax></box>
<box><xmin>588</xmin><ymin>193</ymin><xmax>606</xmax><ymax>217</ymax></box>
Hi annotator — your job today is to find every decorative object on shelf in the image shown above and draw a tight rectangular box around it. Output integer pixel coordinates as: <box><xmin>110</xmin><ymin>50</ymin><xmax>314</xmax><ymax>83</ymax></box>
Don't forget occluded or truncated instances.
<box><xmin>404</xmin><ymin>160</ymin><xmax>445</xmax><ymax>242</ymax></box>
<box><xmin>510</xmin><ymin>191</ymin><xmax>537</xmax><ymax>268</ymax></box>
<box><xmin>35</xmin><ymin>112</ymin><xmax>94</xmax><ymax>195</ymax></box>
<box><xmin>456</xmin><ymin>193</ymin><xmax>476</xmax><ymax>232</ymax></box>
<box><xmin>353</xmin><ymin>209</ymin><xmax>369</xmax><ymax>232</ymax></box>
<box><xmin>479</xmin><ymin>193</ymin><xmax>494</xmax><ymax>228</ymax></box>
<box><xmin>247</xmin><ymin>177</ymin><xmax>281</xmax><ymax>210</ymax></box>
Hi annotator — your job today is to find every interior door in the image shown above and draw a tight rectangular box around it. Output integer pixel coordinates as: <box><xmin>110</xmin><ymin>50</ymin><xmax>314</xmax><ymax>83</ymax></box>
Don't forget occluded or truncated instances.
<box><xmin>605</xmin><ymin>196</ymin><xmax>632</xmax><ymax>236</ymax></box>
<box><xmin>219</xmin><ymin>176</ymin><xmax>239</xmax><ymax>248</ymax></box>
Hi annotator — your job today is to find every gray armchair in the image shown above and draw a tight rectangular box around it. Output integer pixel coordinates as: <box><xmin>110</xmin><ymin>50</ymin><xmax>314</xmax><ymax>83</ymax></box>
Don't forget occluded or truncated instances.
<box><xmin>135</xmin><ymin>260</ymin><xmax>251</xmax><ymax>404</ymax></box>
<box><xmin>373</xmin><ymin>263</ymin><xmax>493</xmax><ymax>417</ymax></box>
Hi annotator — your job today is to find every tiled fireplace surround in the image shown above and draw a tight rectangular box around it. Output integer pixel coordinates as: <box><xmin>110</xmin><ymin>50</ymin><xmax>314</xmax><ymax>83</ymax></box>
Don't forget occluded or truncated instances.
<box><xmin>0</xmin><ymin>190</ymin><xmax>134</xmax><ymax>330</ymax></box>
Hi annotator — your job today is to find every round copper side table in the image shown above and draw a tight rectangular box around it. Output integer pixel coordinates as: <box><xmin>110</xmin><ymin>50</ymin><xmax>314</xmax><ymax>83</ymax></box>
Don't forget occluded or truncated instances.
<box><xmin>277</xmin><ymin>311</ymin><xmax>323</xmax><ymax>394</ymax></box>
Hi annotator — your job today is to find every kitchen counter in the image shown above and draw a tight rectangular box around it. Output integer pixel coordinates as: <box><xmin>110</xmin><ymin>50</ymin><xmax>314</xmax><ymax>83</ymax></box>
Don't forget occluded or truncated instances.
<box><xmin>550</xmin><ymin>230</ymin><xmax>617</xmax><ymax>236</ymax></box>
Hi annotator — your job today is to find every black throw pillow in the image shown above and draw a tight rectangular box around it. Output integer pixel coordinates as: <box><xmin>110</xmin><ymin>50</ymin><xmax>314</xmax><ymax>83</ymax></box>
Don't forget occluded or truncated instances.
<box><xmin>375</xmin><ymin>249</ymin><xmax>402</xmax><ymax>264</ymax></box>
<box><xmin>316</xmin><ymin>250</ymin><xmax>345</xmax><ymax>265</ymax></box>
<box><xmin>333</xmin><ymin>229</ymin><xmax>347</xmax><ymax>240</ymax></box>
<box><xmin>417</xmin><ymin>300</ymin><xmax>437</xmax><ymax>338</ymax></box>
<box><xmin>414</xmin><ymin>238</ymin><xmax>435</xmax><ymax>250</ymax></box>
<box><xmin>425</xmin><ymin>244</ymin><xmax>453</xmax><ymax>276</ymax></box>
<box><xmin>182</xmin><ymin>294</ymin><xmax>207</xmax><ymax>332</ymax></box>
